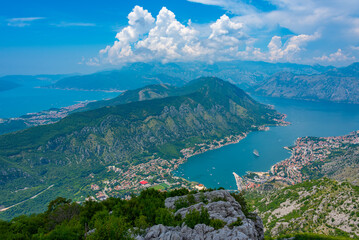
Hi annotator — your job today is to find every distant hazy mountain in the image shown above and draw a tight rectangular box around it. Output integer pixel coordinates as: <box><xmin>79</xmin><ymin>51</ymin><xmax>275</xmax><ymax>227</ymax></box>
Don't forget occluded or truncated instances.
<box><xmin>0</xmin><ymin>79</ymin><xmax>20</xmax><ymax>92</ymax></box>
<box><xmin>0</xmin><ymin>74</ymin><xmax>71</xmax><ymax>87</ymax></box>
<box><xmin>47</xmin><ymin>61</ymin><xmax>332</xmax><ymax>91</ymax></box>
<box><xmin>48</xmin><ymin>69</ymin><xmax>185</xmax><ymax>91</ymax></box>
<box><xmin>0</xmin><ymin>77</ymin><xmax>282</xmax><ymax>218</ymax></box>
<box><xmin>254</xmin><ymin>62</ymin><xmax>359</xmax><ymax>104</ymax></box>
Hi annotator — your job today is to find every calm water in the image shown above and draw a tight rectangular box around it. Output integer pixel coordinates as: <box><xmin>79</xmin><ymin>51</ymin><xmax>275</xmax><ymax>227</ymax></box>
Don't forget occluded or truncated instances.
<box><xmin>0</xmin><ymin>86</ymin><xmax>120</xmax><ymax>118</ymax></box>
<box><xmin>174</xmin><ymin>96</ymin><xmax>359</xmax><ymax>190</ymax></box>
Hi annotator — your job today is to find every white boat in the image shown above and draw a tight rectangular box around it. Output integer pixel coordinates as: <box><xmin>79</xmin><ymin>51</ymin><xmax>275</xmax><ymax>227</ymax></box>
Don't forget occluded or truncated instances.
<box><xmin>253</xmin><ymin>149</ymin><xmax>260</xmax><ymax>157</ymax></box>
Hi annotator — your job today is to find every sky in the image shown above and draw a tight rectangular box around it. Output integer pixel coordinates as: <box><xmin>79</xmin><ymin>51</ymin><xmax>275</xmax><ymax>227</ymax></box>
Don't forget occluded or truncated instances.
<box><xmin>1</xmin><ymin>0</ymin><xmax>359</xmax><ymax>75</ymax></box>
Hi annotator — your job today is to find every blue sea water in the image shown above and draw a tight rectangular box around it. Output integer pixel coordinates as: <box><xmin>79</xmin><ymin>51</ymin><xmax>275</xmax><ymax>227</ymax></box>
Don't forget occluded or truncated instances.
<box><xmin>0</xmin><ymin>86</ymin><xmax>120</xmax><ymax>118</ymax></box>
<box><xmin>174</xmin><ymin>96</ymin><xmax>359</xmax><ymax>190</ymax></box>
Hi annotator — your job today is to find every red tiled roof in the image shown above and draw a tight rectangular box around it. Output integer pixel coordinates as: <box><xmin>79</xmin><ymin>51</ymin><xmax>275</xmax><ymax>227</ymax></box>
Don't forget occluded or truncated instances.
<box><xmin>139</xmin><ymin>180</ymin><xmax>148</xmax><ymax>185</ymax></box>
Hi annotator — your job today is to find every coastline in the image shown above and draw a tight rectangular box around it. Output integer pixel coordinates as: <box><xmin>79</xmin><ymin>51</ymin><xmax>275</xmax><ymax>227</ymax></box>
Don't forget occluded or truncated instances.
<box><xmin>39</xmin><ymin>86</ymin><xmax>126</xmax><ymax>93</ymax></box>
<box><xmin>240</xmin><ymin>130</ymin><xmax>359</xmax><ymax>190</ymax></box>
<box><xmin>170</xmin><ymin>115</ymin><xmax>290</xmax><ymax>188</ymax></box>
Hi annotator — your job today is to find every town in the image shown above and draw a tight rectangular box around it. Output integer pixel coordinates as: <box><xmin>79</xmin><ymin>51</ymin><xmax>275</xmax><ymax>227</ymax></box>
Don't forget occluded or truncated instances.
<box><xmin>240</xmin><ymin>130</ymin><xmax>359</xmax><ymax>189</ymax></box>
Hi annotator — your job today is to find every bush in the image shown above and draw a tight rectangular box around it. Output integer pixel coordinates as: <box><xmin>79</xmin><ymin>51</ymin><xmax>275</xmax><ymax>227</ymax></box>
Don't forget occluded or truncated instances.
<box><xmin>187</xmin><ymin>194</ymin><xmax>196</xmax><ymax>205</ymax></box>
<box><xmin>228</xmin><ymin>217</ymin><xmax>243</xmax><ymax>228</ymax></box>
<box><xmin>174</xmin><ymin>198</ymin><xmax>189</xmax><ymax>211</ymax></box>
<box><xmin>87</xmin><ymin>215</ymin><xmax>131</xmax><ymax>240</ymax></box>
<box><xmin>199</xmin><ymin>192</ymin><xmax>208</xmax><ymax>204</ymax></box>
<box><xmin>209</xmin><ymin>219</ymin><xmax>226</xmax><ymax>230</ymax></box>
<box><xmin>155</xmin><ymin>208</ymin><xmax>176</xmax><ymax>226</ymax></box>
<box><xmin>184</xmin><ymin>207</ymin><xmax>210</xmax><ymax>228</ymax></box>
<box><xmin>231</xmin><ymin>191</ymin><xmax>252</xmax><ymax>217</ymax></box>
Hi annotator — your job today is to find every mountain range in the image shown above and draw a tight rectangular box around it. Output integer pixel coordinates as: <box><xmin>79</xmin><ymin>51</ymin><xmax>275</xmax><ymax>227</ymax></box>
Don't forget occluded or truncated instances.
<box><xmin>254</xmin><ymin>62</ymin><xmax>359</xmax><ymax>104</ymax></box>
<box><xmin>46</xmin><ymin>61</ymin><xmax>331</xmax><ymax>91</ymax></box>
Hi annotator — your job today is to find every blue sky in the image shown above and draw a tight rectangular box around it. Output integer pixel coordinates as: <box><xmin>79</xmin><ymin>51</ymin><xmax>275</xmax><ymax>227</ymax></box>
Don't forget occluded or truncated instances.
<box><xmin>1</xmin><ymin>0</ymin><xmax>359</xmax><ymax>75</ymax></box>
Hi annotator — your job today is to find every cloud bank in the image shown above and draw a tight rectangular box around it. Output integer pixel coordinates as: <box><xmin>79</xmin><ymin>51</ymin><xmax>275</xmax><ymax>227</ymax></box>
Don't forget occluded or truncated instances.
<box><xmin>97</xmin><ymin>1</ymin><xmax>358</xmax><ymax>66</ymax></box>
<box><xmin>100</xmin><ymin>6</ymin><xmax>319</xmax><ymax>65</ymax></box>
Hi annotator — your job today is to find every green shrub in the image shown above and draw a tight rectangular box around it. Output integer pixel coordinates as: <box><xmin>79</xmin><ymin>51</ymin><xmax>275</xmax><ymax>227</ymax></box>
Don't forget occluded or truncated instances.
<box><xmin>228</xmin><ymin>217</ymin><xmax>243</xmax><ymax>228</ymax></box>
<box><xmin>174</xmin><ymin>198</ymin><xmax>189</xmax><ymax>211</ymax></box>
<box><xmin>184</xmin><ymin>207</ymin><xmax>210</xmax><ymax>228</ymax></box>
<box><xmin>199</xmin><ymin>192</ymin><xmax>208</xmax><ymax>204</ymax></box>
<box><xmin>231</xmin><ymin>191</ymin><xmax>252</xmax><ymax>217</ymax></box>
<box><xmin>209</xmin><ymin>219</ymin><xmax>226</xmax><ymax>230</ymax></box>
<box><xmin>155</xmin><ymin>208</ymin><xmax>176</xmax><ymax>227</ymax></box>
<box><xmin>87</xmin><ymin>215</ymin><xmax>131</xmax><ymax>240</ymax></box>
<box><xmin>187</xmin><ymin>194</ymin><xmax>196</xmax><ymax>205</ymax></box>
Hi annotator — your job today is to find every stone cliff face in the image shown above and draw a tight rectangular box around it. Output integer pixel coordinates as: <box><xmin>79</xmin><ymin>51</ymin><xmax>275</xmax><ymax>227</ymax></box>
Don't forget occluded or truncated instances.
<box><xmin>139</xmin><ymin>190</ymin><xmax>264</xmax><ymax>240</ymax></box>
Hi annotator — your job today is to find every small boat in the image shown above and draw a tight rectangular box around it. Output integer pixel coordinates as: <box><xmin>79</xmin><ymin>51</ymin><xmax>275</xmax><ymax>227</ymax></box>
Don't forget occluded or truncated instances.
<box><xmin>253</xmin><ymin>149</ymin><xmax>260</xmax><ymax>157</ymax></box>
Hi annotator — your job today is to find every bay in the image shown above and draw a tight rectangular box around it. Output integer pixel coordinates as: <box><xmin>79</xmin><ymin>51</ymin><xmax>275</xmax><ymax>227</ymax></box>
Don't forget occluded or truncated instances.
<box><xmin>0</xmin><ymin>86</ymin><xmax>120</xmax><ymax>118</ymax></box>
<box><xmin>174</xmin><ymin>96</ymin><xmax>359</xmax><ymax>190</ymax></box>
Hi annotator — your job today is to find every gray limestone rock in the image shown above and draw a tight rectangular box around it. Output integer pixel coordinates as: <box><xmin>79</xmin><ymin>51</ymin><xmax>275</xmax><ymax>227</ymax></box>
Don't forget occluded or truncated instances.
<box><xmin>141</xmin><ymin>190</ymin><xmax>264</xmax><ymax>240</ymax></box>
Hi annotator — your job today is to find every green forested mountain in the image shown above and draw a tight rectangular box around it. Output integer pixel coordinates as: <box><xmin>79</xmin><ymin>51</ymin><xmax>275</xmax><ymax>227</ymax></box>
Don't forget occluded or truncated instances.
<box><xmin>0</xmin><ymin>77</ymin><xmax>282</xmax><ymax>219</ymax></box>
<box><xmin>77</xmin><ymin>84</ymin><xmax>178</xmax><ymax>112</ymax></box>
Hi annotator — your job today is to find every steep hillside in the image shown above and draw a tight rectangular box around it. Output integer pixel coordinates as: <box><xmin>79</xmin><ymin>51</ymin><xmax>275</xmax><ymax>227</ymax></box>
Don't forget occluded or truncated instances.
<box><xmin>0</xmin><ymin>77</ymin><xmax>283</xmax><ymax>219</ymax></box>
<box><xmin>248</xmin><ymin>178</ymin><xmax>359</xmax><ymax>239</ymax></box>
<box><xmin>308</xmin><ymin>143</ymin><xmax>359</xmax><ymax>186</ymax></box>
<box><xmin>254</xmin><ymin>63</ymin><xmax>359</xmax><ymax>104</ymax></box>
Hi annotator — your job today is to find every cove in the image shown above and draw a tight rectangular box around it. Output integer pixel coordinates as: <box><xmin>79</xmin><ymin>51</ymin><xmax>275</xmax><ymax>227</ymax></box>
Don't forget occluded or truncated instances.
<box><xmin>174</xmin><ymin>96</ymin><xmax>359</xmax><ymax>190</ymax></box>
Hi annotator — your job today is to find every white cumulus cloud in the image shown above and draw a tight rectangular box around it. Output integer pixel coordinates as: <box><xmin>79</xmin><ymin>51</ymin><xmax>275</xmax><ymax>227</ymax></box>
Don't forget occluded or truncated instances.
<box><xmin>96</xmin><ymin>5</ymin><xmax>324</xmax><ymax>65</ymax></box>
<box><xmin>314</xmin><ymin>49</ymin><xmax>355</xmax><ymax>64</ymax></box>
<box><xmin>268</xmin><ymin>33</ymin><xmax>320</xmax><ymax>62</ymax></box>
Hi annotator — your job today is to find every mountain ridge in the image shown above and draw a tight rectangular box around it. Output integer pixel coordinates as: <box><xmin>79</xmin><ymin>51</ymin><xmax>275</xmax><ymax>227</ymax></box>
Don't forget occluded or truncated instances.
<box><xmin>254</xmin><ymin>62</ymin><xmax>359</xmax><ymax>104</ymax></box>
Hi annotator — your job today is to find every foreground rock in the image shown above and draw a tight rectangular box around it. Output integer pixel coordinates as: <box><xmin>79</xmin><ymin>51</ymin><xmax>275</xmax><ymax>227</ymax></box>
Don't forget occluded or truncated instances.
<box><xmin>138</xmin><ymin>190</ymin><xmax>264</xmax><ymax>240</ymax></box>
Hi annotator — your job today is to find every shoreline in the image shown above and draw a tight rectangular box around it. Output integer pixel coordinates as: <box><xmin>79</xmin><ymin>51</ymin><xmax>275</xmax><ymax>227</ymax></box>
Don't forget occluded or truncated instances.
<box><xmin>170</xmin><ymin>116</ymin><xmax>290</xmax><ymax>187</ymax></box>
<box><xmin>39</xmin><ymin>86</ymin><xmax>126</xmax><ymax>93</ymax></box>
<box><xmin>240</xmin><ymin>130</ymin><xmax>359</xmax><ymax>190</ymax></box>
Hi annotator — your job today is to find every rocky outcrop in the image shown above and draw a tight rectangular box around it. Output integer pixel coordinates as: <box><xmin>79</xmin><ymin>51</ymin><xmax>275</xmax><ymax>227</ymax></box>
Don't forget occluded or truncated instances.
<box><xmin>138</xmin><ymin>190</ymin><xmax>264</xmax><ymax>240</ymax></box>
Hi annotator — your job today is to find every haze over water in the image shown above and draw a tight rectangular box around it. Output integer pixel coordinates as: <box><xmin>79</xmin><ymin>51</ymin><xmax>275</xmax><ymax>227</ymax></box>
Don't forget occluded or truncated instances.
<box><xmin>174</xmin><ymin>96</ymin><xmax>359</xmax><ymax>190</ymax></box>
<box><xmin>0</xmin><ymin>86</ymin><xmax>120</xmax><ymax>118</ymax></box>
